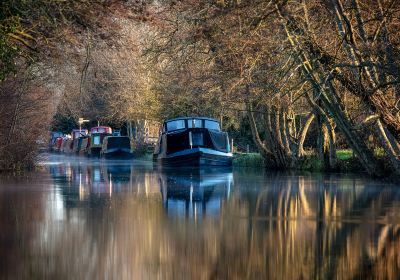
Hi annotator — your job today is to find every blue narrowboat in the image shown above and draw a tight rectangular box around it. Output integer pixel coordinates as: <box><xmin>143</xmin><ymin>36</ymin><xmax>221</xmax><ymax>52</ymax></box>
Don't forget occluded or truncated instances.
<box><xmin>153</xmin><ymin>117</ymin><xmax>233</xmax><ymax>167</ymax></box>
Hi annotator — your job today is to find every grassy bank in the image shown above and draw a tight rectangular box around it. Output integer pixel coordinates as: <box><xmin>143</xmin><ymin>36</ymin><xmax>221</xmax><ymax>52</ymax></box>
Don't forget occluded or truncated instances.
<box><xmin>233</xmin><ymin>153</ymin><xmax>265</xmax><ymax>168</ymax></box>
<box><xmin>233</xmin><ymin>149</ymin><xmax>368</xmax><ymax>173</ymax></box>
<box><xmin>132</xmin><ymin>151</ymin><xmax>153</xmax><ymax>161</ymax></box>
<box><xmin>133</xmin><ymin>149</ymin><xmax>380</xmax><ymax>174</ymax></box>
<box><xmin>336</xmin><ymin>149</ymin><xmax>353</xmax><ymax>160</ymax></box>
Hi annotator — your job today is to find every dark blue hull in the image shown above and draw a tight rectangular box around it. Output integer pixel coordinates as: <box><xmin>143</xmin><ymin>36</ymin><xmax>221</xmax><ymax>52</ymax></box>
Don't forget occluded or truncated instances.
<box><xmin>102</xmin><ymin>150</ymin><xmax>133</xmax><ymax>159</ymax></box>
<box><xmin>88</xmin><ymin>147</ymin><xmax>101</xmax><ymax>157</ymax></box>
<box><xmin>156</xmin><ymin>148</ymin><xmax>232</xmax><ymax>167</ymax></box>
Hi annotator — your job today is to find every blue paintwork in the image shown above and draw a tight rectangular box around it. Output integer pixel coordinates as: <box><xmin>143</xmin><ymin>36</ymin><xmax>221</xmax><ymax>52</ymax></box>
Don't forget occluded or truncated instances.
<box><xmin>166</xmin><ymin>147</ymin><xmax>232</xmax><ymax>159</ymax></box>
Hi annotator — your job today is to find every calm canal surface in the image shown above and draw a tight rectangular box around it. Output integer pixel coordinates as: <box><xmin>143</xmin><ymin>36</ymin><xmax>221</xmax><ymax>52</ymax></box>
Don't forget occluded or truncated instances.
<box><xmin>0</xmin><ymin>154</ymin><xmax>399</xmax><ymax>279</ymax></box>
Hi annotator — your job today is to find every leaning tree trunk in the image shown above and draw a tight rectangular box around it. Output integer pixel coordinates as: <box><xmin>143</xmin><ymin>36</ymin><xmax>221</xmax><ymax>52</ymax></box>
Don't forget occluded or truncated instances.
<box><xmin>247</xmin><ymin>96</ymin><xmax>326</xmax><ymax>170</ymax></box>
<box><xmin>327</xmin><ymin>0</ymin><xmax>400</xmax><ymax>142</ymax></box>
<box><xmin>319</xmin><ymin>84</ymin><xmax>379</xmax><ymax>175</ymax></box>
<box><xmin>324</xmin><ymin>120</ymin><xmax>338</xmax><ymax>170</ymax></box>
<box><xmin>276</xmin><ymin>3</ymin><xmax>381</xmax><ymax>176</ymax></box>
<box><xmin>296</xmin><ymin>113</ymin><xmax>315</xmax><ymax>157</ymax></box>
<box><xmin>383</xmin><ymin>126</ymin><xmax>400</xmax><ymax>156</ymax></box>
<box><xmin>271</xmin><ymin>106</ymin><xmax>288</xmax><ymax>168</ymax></box>
<box><xmin>247</xmin><ymin>102</ymin><xmax>305</xmax><ymax>169</ymax></box>
<box><xmin>374</xmin><ymin>120</ymin><xmax>400</xmax><ymax>176</ymax></box>
<box><xmin>247</xmin><ymin>102</ymin><xmax>272</xmax><ymax>160</ymax></box>
<box><xmin>307</xmin><ymin>94</ymin><xmax>338</xmax><ymax>170</ymax></box>
<box><xmin>316</xmin><ymin>114</ymin><xmax>328</xmax><ymax>167</ymax></box>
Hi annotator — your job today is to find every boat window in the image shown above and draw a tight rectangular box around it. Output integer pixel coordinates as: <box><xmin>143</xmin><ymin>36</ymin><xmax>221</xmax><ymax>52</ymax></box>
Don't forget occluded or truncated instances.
<box><xmin>74</xmin><ymin>130</ymin><xmax>87</xmax><ymax>138</ymax></box>
<box><xmin>205</xmin><ymin>120</ymin><xmax>220</xmax><ymax>130</ymax></box>
<box><xmin>92</xmin><ymin>127</ymin><xmax>110</xmax><ymax>133</ymax></box>
<box><xmin>192</xmin><ymin>132</ymin><xmax>204</xmax><ymax>146</ymax></box>
<box><xmin>187</xmin><ymin>118</ymin><xmax>203</xmax><ymax>128</ymax></box>
<box><xmin>166</xmin><ymin>120</ymin><xmax>186</xmax><ymax>131</ymax></box>
<box><xmin>93</xmin><ymin>135</ymin><xmax>101</xmax><ymax>145</ymax></box>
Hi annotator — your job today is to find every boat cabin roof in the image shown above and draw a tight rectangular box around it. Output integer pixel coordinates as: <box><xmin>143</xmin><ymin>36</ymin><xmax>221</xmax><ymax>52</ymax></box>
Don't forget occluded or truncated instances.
<box><xmin>164</xmin><ymin>117</ymin><xmax>219</xmax><ymax>124</ymax></box>
<box><xmin>105</xmin><ymin>135</ymin><xmax>129</xmax><ymax>138</ymax></box>
<box><xmin>51</xmin><ymin>131</ymin><xmax>63</xmax><ymax>137</ymax></box>
<box><xmin>90</xmin><ymin>126</ymin><xmax>112</xmax><ymax>134</ymax></box>
<box><xmin>71</xmin><ymin>129</ymin><xmax>88</xmax><ymax>139</ymax></box>
<box><xmin>163</xmin><ymin>117</ymin><xmax>221</xmax><ymax>132</ymax></box>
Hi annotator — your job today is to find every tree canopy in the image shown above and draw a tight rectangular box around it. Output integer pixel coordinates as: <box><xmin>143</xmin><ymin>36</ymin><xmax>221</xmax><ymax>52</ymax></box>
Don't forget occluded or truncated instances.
<box><xmin>1</xmin><ymin>0</ymin><xmax>400</xmax><ymax>176</ymax></box>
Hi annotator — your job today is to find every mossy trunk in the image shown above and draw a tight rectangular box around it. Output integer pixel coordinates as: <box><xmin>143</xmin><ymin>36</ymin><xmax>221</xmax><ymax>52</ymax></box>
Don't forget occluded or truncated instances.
<box><xmin>374</xmin><ymin>120</ymin><xmax>400</xmax><ymax>176</ymax></box>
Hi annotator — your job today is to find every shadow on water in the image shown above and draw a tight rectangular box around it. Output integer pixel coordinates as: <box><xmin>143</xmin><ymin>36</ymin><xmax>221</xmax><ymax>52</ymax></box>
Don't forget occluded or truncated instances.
<box><xmin>0</xmin><ymin>154</ymin><xmax>399</xmax><ymax>279</ymax></box>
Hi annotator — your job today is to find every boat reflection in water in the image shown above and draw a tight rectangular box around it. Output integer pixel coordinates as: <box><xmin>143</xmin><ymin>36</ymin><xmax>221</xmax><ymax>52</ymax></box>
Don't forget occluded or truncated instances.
<box><xmin>159</xmin><ymin>168</ymin><xmax>233</xmax><ymax>218</ymax></box>
<box><xmin>48</xmin><ymin>157</ymin><xmax>161</xmax><ymax>206</ymax></box>
<box><xmin>2</xmin><ymin>154</ymin><xmax>399</xmax><ymax>279</ymax></box>
<box><xmin>49</xmin><ymin>158</ymin><xmax>233</xmax><ymax>218</ymax></box>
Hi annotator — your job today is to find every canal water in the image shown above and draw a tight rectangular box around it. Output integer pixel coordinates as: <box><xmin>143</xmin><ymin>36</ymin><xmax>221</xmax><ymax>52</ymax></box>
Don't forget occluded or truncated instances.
<box><xmin>0</xmin><ymin>154</ymin><xmax>399</xmax><ymax>279</ymax></box>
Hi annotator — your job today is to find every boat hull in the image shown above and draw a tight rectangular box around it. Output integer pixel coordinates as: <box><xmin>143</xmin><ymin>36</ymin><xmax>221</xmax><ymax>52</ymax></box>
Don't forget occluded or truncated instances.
<box><xmin>102</xmin><ymin>149</ymin><xmax>133</xmax><ymax>159</ymax></box>
<box><xmin>156</xmin><ymin>148</ymin><xmax>232</xmax><ymax>167</ymax></box>
<box><xmin>88</xmin><ymin>147</ymin><xmax>101</xmax><ymax>157</ymax></box>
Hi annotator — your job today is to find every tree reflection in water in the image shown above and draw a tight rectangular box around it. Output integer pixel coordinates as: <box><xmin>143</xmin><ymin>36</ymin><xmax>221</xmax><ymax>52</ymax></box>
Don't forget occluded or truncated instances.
<box><xmin>0</xmin><ymin>155</ymin><xmax>399</xmax><ymax>279</ymax></box>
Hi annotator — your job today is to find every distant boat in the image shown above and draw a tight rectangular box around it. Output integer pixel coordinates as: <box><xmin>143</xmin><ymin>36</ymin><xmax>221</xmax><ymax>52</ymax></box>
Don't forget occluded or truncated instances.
<box><xmin>53</xmin><ymin>136</ymin><xmax>64</xmax><ymax>152</ymax></box>
<box><xmin>88</xmin><ymin>126</ymin><xmax>112</xmax><ymax>157</ymax></box>
<box><xmin>112</xmin><ymin>129</ymin><xmax>121</xmax><ymax>136</ymax></box>
<box><xmin>79</xmin><ymin>137</ymin><xmax>90</xmax><ymax>156</ymax></box>
<box><xmin>49</xmin><ymin>132</ymin><xmax>63</xmax><ymax>151</ymax></box>
<box><xmin>100</xmin><ymin>136</ymin><xmax>133</xmax><ymax>159</ymax></box>
<box><xmin>61</xmin><ymin>136</ymin><xmax>73</xmax><ymax>153</ymax></box>
<box><xmin>71</xmin><ymin>129</ymin><xmax>89</xmax><ymax>154</ymax></box>
<box><xmin>153</xmin><ymin>117</ymin><xmax>233</xmax><ymax>166</ymax></box>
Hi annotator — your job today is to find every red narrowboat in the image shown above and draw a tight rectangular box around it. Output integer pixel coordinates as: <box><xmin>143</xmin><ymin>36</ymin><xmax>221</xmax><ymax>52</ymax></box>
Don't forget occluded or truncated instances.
<box><xmin>53</xmin><ymin>137</ymin><xmax>64</xmax><ymax>152</ymax></box>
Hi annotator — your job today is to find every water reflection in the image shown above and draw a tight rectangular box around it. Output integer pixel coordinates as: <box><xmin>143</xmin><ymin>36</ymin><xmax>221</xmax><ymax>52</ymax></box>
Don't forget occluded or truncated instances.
<box><xmin>0</xmin><ymin>154</ymin><xmax>399</xmax><ymax>279</ymax></box>
<box><xmin>159</xmin><ymin>168</ymin><xmax>232</xmax><ymax>218</ymax></box>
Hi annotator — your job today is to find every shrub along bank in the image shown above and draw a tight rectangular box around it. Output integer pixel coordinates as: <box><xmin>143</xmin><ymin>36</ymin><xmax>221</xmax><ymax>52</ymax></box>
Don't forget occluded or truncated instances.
<box><xmin>233</xmin><ymin>150</ymin><xmax>391</xmax><ymax>175</ymax></box>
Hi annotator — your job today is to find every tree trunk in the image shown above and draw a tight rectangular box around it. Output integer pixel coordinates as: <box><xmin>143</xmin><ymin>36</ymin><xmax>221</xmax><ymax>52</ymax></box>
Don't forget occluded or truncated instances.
<box><xmin>246</xmin><ymin>102</ymin><xmax>271</xmax><ymax>159</ymax></box>
<box><xmin>316</xmin><ymin>115</ymin><xmax>327</xmax><ymax>166</ymax></box>
<box><xmin>383</xmin><ymin>126</ymin><xmax>400</xmax><ymax>156</ymax></box>
<box><xmin>324</xmin><ymin>0</ymin><xmax>400</xmax><ymax>141</ymax></box>
<box><xmin>375</xmin><ymin>119</ymin><xmax>400</xmax><ymax>175</ymax></box>
<box><xmin>276</xmin><ymin>3</ymin><xmax>382</xmax><ymax>176</ymax></box>
<box><xmin>135</xmin><ymin>119</ymin><xmax>148</xmax><ymax>147</ymax></box>
<box><xmin>280</xmin><ymin>111</ymin><xmax>291</xmax><ymax>154</ymax></box>
<box><xmin>324</xmin><ymin>120</ymin><xmax>338</xmax><ymax>170</ymax></box>
<box><xmin>270</xmin><ymin>106</ymin><xmax>287</xmax><ymax>168</ymax></box>
<box><xmin>297</xmin><ymin>113</ymin><xmax>315</xmax><ymax>157</ymax></box>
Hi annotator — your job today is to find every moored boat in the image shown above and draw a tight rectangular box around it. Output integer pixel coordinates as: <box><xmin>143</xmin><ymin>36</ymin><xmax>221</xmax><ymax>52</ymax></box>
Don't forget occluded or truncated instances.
<box><xmin>71</xmin><ymin>129</ymin><xmax>88</xmax><ymax>154</ymax></box>
<box><xmin>153</xmin><ymin>117</ymin><xmax>233</xmax><ymax>167</ymax></box>
<box><xmin>88</xmin><ymin>126</ymin><xmax>112</xmax><ymax>157</ymax></box>
<box><xmin>79</xmin><ymin>137</ymin><xmax>90</xmax><ymax>156</ymax></box>
<box><xmin>100</xmin><ymin>136</ymin><xmax>133</xmax><ymax>159</ymax></box>
<box><xmin>60</xmin><ymin>136</ymin><xmax>72</xmax><ymax>153</ymax></box>
<box><xmin>53</xmin><ymin>137</ymin><xmax>64</xmax><ymax>152</ymax></box>
<box><xmin>49</xmin><ymin>132</ymin><xmax>63</xmax><ymax>152</ymax></box>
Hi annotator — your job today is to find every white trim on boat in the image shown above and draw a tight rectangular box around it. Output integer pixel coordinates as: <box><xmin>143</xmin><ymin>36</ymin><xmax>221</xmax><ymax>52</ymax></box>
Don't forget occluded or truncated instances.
<box><xmin>166</xmin><ymin>147</ymin><xmax>233</xmax><ymax>158</ymax></box>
